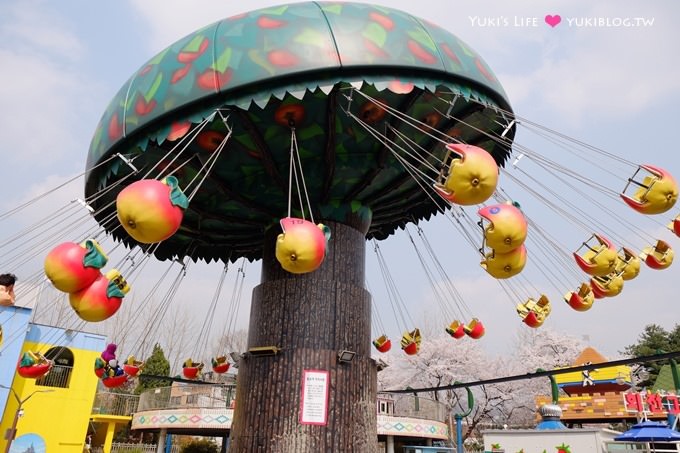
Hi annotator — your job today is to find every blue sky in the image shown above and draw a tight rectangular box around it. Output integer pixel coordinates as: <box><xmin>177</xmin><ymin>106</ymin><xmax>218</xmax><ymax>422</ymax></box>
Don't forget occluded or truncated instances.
<box><xmin>1</xmin><ymin>0</ymin><xmax>679</xmax><ymax>364</ymax></box>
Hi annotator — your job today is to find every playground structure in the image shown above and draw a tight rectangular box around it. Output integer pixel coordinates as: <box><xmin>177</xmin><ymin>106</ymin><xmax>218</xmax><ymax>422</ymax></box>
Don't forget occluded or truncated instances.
<box><xmin>535</xmin><ymin>347</ymin><xmax>680</xmax><ymax>426</ymax></box>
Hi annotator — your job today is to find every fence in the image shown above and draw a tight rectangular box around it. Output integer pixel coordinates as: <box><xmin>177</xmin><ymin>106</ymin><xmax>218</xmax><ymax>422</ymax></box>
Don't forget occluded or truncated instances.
<box><xmin>91</xmin><ymin>443</ymin><xmax>181</xmax><ymax>453</ymax></box>
<box><xmin>36</xmin><ymin>364</ymin><xmax>72</xmax><ymax>388</ymax></box>
<box><xmin>92</xmin><ymin>391</ymin><xmax>140</xmax><ymax>416</ymax></box>
<box><xmin>378</xmin><ymin>392</ymin><xmax>450</xmax><ymax>421</ymax></box>
<box><xmin>137</xmin><ymin>384</ymin><xmax>237</xmax><ymax>411</ymax></box>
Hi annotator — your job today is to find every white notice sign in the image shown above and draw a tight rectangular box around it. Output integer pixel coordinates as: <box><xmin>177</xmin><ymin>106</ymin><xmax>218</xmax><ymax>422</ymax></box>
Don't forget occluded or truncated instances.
<box><xmin>299</xmin><ymin>369</ymin><xmax>330</xmax><ymax>425</ymax></box>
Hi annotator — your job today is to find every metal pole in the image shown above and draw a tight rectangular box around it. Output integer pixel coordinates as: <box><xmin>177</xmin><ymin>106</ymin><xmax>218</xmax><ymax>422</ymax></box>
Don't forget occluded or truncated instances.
<box><xmin>670</xmin><ymin>359</ymin><xmax>679</xmax><ymax>392</ymax></box>
<box><xmin>1</xmin><ymin>387</ymin><xmax>54</xmax><ymax>453</ymax></box>
<box><xmin>3</xmin><ymin>402</ymin><xmax>21</xmax><ymax>453</ymax></box>
<box><xmin>452</xmin><ymin>384</ymin><xmax>474</xmax><ymax>453</ymax></box>
<box><xmin>455</xmin><ymin>414</ymin><xmax>463</xmax><ymax>453</ymax></box>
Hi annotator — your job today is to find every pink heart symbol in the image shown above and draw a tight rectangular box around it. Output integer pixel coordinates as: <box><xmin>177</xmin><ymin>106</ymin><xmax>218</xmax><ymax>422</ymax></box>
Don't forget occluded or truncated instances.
<box><xmin>545</xmin><ymin>14</ymin><xmax>561</xmax><ymax>27</ymax></box>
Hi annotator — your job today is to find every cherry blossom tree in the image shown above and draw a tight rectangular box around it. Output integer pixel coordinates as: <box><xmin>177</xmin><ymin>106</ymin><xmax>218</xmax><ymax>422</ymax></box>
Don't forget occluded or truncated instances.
<box><xmin>377</xmin><ymin>326</ymin><xmax>587</xmax><ymax>439</ymax></box>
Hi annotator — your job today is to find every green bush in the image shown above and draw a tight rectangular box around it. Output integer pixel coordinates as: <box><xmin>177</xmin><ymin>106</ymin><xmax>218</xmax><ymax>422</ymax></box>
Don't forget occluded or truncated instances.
<box><xmin>180</xmin><ymin>439</ymin><xmax>219</xmax><ymax>453</ymax></box>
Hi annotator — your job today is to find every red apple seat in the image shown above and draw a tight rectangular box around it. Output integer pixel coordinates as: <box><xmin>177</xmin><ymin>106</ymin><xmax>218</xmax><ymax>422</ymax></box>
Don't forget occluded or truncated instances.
<box><xmin>182</xmin><ymin>359</ymin><xmax>204</xmax><ymax>379</ymax></box>
<box><xmin>478</xmin><ymin>203</ymin><xmax>527</xmax><ymax>254</ymax></box>
<box><xmin>573</xmin><ymin>234</ymin><xmax>617</xmax><ymax>276</ymax></box>
<box><xmin>211</xmin><ymin>356</ymin><xmax>230</xmax><ymax>373</ymax></box>
<box><xmin>372</xmin><ymin>334</ymin><xmax>391</xmax><ymax>353</ymax></box>
<box><xmin>69</xmin><ymin>269</ymin><xmax>129</xmax><ymax>322</ymax></box>
<box><xmin>480</xmin><ymin>245</ymin><xmax>527</xmax><ymax>279</ymax></box>
<box><xmin>516</xmin><ymin>295</ymin><xmax>550</xmax><ymax>328</ymax></box>
<box><xmin>590</xmin><ymin>273</ymin><xmax>624</xmax><ymax>299</ymax></box>
<box><xmin>620</xmin><ymin>164</ymin><xmax>678</xmax><ymax>215</ymax></box>
<box><xmin>102</xmin><ymin>375</ymin><xmax>128</xmax><ymax>388</ymax></box>
<box><xmin>17</xmin><ymin>351</ymin><xmax>53</xmax><ymax>379</ymax></box>
<box><xmin>521</xmin><ymin>310</ymin><xmax>543</xmax><ymax>328</ymax></box>
<box><xmin>94</xmin><ymin>356</ymin><xmax>108</xmax><ymax>378</ymax></box>
<box><xmin>433</xmin><ymin>144</ymin><xmax>499</xmax><ymax>206</ymax></box>
<box><xmin>668</xmin><ymin>214</ymin><xmax>680</xmax><ymax>237</ymax></box>
<box><xmin>212</xmin><ymin>362</ymin><xmax>230</xmax><ymax>374</ymax></box>
<box><xmin>115</xmin><ymin>176</ymin><xmax>189</xmax><ymax>244</ymax></box>
<box><xmin>564</xmin><ymin>283</ymin><xmax>595</xmax><ymax>312</ymax></box>
<box><xmin>183</xmin><ymin>366</ymin><xmax>201</xmax><ymax>379</ymax></box>
<box><xmin>640</xmin><ymin>239</ymin><xmax>674</xmax><ymax>270</ymax></box>
<box><xmin>17</xmin><ymin>362</ymin><xmax>52</xmax><ymax>379</ymax></box>
<box><xmin>44</xmin><ymin>239</ymin><xmax>108</xmax><ymax>293</ymax></box>
<box><xmin>123</xmin><ymin>364</ymin><xmax>141</xmax><ymax>377</ymax></box>
<box><xmin>275</xmin><ymin>217</ymin><xmax>331</xmax><ymax>274</ymax></box>
<box><xmin>400</xmin><ymin>328</ymin><xmax>421</xmax><ymax>355</ymax></box>
<box><xmin>122</xmin><ymin>356</ymin><xmax>144</xmax><ymax>377</ymax></box>
<box><xmin>446</xmin><ymin>320</ymin><xmax>465</xmax><ymax>339</ymax></box>
<box><xmin>463</xmin><ymin>318</ymin><xmax>485</xmax><ymax>339</ymax></box>
<box><xmin>615</xmin><ymin>247</ymin><xmax>640</xmax><ymax>281</ymax></box>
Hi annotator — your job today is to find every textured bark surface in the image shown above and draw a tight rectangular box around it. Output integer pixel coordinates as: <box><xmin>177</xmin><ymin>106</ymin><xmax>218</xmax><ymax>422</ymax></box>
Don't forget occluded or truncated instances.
<box><xmin>229</xmin><ymin>221</ymin><xmax>378</xmax><ymax>452</ymax></box>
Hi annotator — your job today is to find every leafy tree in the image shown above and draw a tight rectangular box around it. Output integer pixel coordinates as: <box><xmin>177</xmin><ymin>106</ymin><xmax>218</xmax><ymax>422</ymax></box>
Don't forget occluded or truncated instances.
<box><xmin>669</xmin><ymin>324</ymin><xmax>680</xmax><ymax>352</ymax></box>
<box><xmin>623</xmin><ymin>324</ymin><xmax>676</xmax><ymax>387</ymax></box>
<box><xmin>135</xmin><ymin>343</ymin><xmax>172</xmax><ymax>394</ymax></box>
<box><xmin>180</xmin><ymin>439</ymin><xmax>219</xmax><ymax>453</ymax></box>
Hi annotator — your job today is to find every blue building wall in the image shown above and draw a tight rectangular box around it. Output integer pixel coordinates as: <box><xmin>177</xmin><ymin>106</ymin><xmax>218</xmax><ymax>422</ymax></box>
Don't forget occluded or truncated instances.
<box><xmin>0</xmin><ymin>305</ymin><xmax>32</xmax><ymax>417</ymax></box>
<box><xmin>24</xmin><ymin>322</ymin><xmax>107</xmax><ymax>353</ymax></box>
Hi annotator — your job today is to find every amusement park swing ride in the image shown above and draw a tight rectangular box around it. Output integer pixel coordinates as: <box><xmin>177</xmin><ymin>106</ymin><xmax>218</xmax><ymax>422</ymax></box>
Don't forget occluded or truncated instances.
<box><xmin>0</xmin><ymin>1</ymin><xmax>678</xmax><ymax>450</ymax></box>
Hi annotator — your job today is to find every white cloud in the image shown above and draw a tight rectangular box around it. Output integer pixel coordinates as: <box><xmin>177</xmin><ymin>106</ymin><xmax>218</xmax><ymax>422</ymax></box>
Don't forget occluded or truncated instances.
<box><xmin>0</xmin><ymin>1</ymin><xmax>85</xmax><ymax>62</ymax></box>
<box><xmin>125</xmin><ymin>0</ymin><xmax>273</xmax><ymax>52</ymax></box>
<box><xmin>497</xmin><ymin>2</ymin><xmax>680</xmax><ymax>123</ymax></box>
<box><xmin>0</xmin><ymin>50</ymin><xmax>88</xmax><ymax>164</ymax></box>
<box><xmin>0</xmin><ymin>1</ymin><xmax>98</xmax><ymax>168</ymax></box>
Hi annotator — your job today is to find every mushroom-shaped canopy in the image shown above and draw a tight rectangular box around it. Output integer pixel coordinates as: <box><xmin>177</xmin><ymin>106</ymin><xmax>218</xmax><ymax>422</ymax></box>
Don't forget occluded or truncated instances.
<box><xmin>85</xmin><ymin>2</ymin><xmax>514</xmax><ymax>262</ymax></box>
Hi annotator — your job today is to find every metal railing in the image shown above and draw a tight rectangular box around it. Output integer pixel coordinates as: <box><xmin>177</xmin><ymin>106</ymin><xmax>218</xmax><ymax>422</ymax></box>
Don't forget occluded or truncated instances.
<box><xmin>134</xmin><ymin>385</ymin><xmax>448</xmax><ymax>421</ymax></box>
<box><xmin>378</xmin><ymin>392</ymin><xmax>450</xmax><ymax>421</ymax></box>
<box><xmin>91</xmin><ymin>443</ymin><xmax>181</xmax><ymax>453</ymax></box>
<box><xmin>36</xmin><ymin>364</ymin><xmax>72</xmax><ymax>388</ymax></box>
<box><xmin>606</xmin><ymin>441</ymin><xmax>680</xmax><ymax>452</ymax></box>
<box><xmin>137</xmin><ymin>384</ymin><xmax>237</xmax><ymax>411</ymax></box>
<box><xmin>92</xmin><ymin>391</ymin><xmax>140</xmax><ymax>416</ymax></box>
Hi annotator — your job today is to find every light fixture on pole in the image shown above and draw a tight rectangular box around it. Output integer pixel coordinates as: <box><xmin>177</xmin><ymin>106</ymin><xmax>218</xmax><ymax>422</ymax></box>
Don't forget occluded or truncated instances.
<box><xmin>229</xmin><ymin>351</ymin><xmax>244</xmax><ymax>368</ymax></box>
<box><xmin>337</xmin><ymin>350</ymin><xmax>356</xmax><ymax>364</ymax></box>
<box><xmin>0</xmin><ymin>384</ymin><xmax>54</xmax><ymax>453</ymax></box>
<box><xmin>247</xmin><ymin>346</ymin><xmax>281</xmax><ymax>357</ymax></box>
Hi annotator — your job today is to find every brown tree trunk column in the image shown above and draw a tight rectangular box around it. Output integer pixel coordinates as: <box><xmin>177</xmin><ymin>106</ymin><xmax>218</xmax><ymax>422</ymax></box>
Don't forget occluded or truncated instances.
<box><xmin>229</xmin><ymin>219</ymin><xmax>377</xmax><ymax>452</ymax></box>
